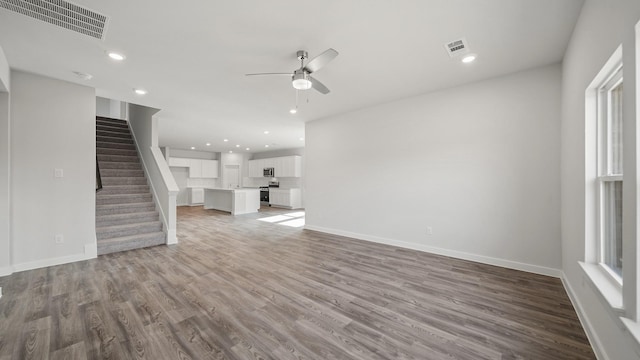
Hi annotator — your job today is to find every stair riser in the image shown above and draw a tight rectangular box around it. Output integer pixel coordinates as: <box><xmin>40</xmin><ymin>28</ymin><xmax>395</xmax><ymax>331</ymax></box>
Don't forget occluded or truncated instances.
<box><xmin>97</xmin><ymin>120</ymin><xmax>128</xmax><ymax>127</ymax></box>
<box><xmin>100</xmin><ymin>169</ymin><xmax>144</xmax><ymax>177</ymax></box>
<box><xmin>101</xmin><ymin>177</ymin><xmax>147</xmax><ymax>186</ymax></box>
<box><xmin>98</xmin><ymin>162</ymin><xmax>142</xmax><ymax>170</ymax></box>
<box><xmin>97</xmin><ymin>154</ymin><xmax>139</xmax><ymax>163</ymax></box>
<box><xmin>97</xmin><ymin>234</ymin><xmax>165</xmax><ymax>255</ymax></box>
<box><xmin>96</xmin><ymin>204</ymin><xmax>156</xmax><ymax>216</ymax></box>
<box><xmin>97</xmin><ymin>142</ymin><xmax>136</xmax><ymax>150</ymax></box>
<box><xmin>97</xmin><ymin>195</ymin><xmax>152</xmax><ymax>205</ymax></box>
<box><xmin>97</xmin><ymin>222</ymin><xmax>163</xmax><ymax>239</ymax></box>
<box><xmin>96</xmin><ymin>125</ymin><xmax>129</xmax><ymax>133</ymax></box>
<box><xmin>99</xmin><ymin>186</ymin><xmax>150</xmax><ymax>195</ymax></box>
<box><xmin>97</xmin><ymin>136</ymin><xmax>134</xmax><ymax>145</ymax></box>
<box><xmin>97</xmin><ymin>117</ymin><xmax>128</xmax><ymax>125</ymax></box>
<box><xmin>96</xmin><ymin>130</ymin><xmax>132</xmax><ymax>139</ymax></box>
<box><xmin>96</xmin><ymin>148</ymin><xmax>138</xmax><ymax>157</ymax></box>
<box><xmin>96</xmin><ymin>213</ymin><xmax>159</xmax><ymax>227</ymax></box>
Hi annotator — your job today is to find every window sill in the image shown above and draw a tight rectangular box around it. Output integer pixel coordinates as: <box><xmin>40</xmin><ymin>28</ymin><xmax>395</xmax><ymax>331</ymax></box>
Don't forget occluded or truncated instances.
<box><xmin>579</xmin><ymin>262</ymin><xmax>624</xmax><ymax>315</ymax></box>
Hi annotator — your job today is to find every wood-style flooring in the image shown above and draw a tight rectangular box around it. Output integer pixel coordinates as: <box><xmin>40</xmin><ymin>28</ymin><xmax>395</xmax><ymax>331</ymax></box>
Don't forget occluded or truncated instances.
<box><xmin>0</xmin><ymin>205</ymin><xmax>595</xmax><ymax>359</ymax></box>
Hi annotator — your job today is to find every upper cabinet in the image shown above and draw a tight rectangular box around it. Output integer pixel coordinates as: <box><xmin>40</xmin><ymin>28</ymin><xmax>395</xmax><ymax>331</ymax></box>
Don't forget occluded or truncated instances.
<box><xmin>201</xmin><ymin>160</ymin><xmax>219</xmax><ymax>178</ymax></box>
<box><xmin>248</xmin><ymin>155</ymin><xmax>301</xmax><ymax>178</ymax></box>
<box><xmin>169</xmin><ymin>157</ymin><xmax>219</xmax><ymax>178</ymax></box>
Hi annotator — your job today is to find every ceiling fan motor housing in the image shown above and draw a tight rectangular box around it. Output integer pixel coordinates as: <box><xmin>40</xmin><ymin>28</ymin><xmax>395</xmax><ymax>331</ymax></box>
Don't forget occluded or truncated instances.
<box><xmin>296</xmin><ymin>50</ymin><xmax>308</xmax><ymax>60</ymax></box>
<box><xmin>292</xmin><ymin>69</ymin><xmax>312</xmax><ymax>90</ymax></box>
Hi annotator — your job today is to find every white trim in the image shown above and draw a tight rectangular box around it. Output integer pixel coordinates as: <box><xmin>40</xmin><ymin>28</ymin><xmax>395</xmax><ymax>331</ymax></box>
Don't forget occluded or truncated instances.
<box><xmin>167</xmin><ymin>228</ymin><xmax>177</xmax><ymax>245</ymax></box>
<box><xmin>304</xmin><ymin>224</ymin><xmax>562</xmax><ymax>277</ymax></box>
<box><xmin>561</xmin><ymin>274</ymin><xmax>610</xmax><ymax>360</ymax></box>
<box><xmin>11</xmin><ymin>252</ymin><xmax>94</xmax><ymax>273</ymax></box>
<box><xmin>84</xmin><ymin>242</ymin><xmax>97</xmax><ymax>259</ymax></box>
<box><xmin>129</xmin><ymin>127</ymin><xmax>178</xmax><ymax>245</ymax></box>
<box><xmin>0</xmin><ymin>266</ymin><xmax>12</xmax><ymax>276</ymax></box>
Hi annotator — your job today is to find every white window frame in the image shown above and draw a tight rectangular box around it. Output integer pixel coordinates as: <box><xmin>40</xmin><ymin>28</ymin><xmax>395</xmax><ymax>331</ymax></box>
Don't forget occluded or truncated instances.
<box><xmin>596</xmin><ymin>64</ymin><xmax>623</xmax><ymax>285</ymax></box>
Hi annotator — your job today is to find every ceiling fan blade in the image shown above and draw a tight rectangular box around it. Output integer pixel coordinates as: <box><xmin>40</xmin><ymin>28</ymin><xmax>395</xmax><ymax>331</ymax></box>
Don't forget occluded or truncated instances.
<box><xmin>309</xmin><ymin>76</ymin><xmax>330</xmax><ymax>94</ymax></box>
<box><xmin>245</xmin><ymin>72</ymin><xmax>292</xmax><ymax>76</ymax></box>
<box><xmin>303</xmin><ymin>48</ymin><xmax>338</xmax><ymax>73</ymax></box>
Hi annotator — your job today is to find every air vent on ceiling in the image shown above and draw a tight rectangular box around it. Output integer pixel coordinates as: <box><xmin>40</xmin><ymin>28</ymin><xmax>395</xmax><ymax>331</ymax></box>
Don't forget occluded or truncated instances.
<box><xmin>444</xmin><ymin>38</ymin><xmax>470</xmax><ymax>58</ymax></box>
<box><xmin>0</xmin><ymin>0</ymin><xmax>108</xmax><ymax>40</ymax></box>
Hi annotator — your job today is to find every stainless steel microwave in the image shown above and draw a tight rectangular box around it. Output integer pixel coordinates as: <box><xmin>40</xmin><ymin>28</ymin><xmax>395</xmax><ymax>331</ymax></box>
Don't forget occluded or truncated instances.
<box><xmin>263</xmin><ymin>167</ymin><xmax>274</xmax><ymax>177</ymax></box>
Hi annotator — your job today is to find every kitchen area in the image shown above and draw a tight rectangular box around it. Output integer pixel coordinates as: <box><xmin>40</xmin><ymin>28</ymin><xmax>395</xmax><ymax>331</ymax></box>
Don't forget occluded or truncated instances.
<box><xmin>163</xmin><ymin>147</ymin><xmax>304</xmax><ymax>216</ymax></box>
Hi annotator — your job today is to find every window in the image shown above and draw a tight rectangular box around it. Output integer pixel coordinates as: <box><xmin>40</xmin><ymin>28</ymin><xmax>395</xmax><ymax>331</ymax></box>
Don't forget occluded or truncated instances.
<box><xmin>597</xmin><ymin>64</ymin><xmax>623</xmax><ymax>282</ymax></box>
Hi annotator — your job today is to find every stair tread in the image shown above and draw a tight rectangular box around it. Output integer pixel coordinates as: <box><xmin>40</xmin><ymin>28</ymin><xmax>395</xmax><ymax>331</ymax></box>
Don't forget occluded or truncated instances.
<box><xmin>97</xmin><ymin>232</ymin><xmax>165</xmax><ymax>245</ymax></box>
<box><xmin>97</xmin><ymin>201</ymin><xmax>155</xmax><ymax>209</ymax></box>
<box><xmin>97</xmin><ymin>193</ymin><xmax>151</xmax><ymax>197</ymax></box>
<box><xmin>96</xmin><ymin>210</ymin><xmax>158</xmax><ymax>219</ymax></box>
<box><xmin>96</xmin><ymin>220</ymin><xmax>162</xmax><ymax>231</ymax></box>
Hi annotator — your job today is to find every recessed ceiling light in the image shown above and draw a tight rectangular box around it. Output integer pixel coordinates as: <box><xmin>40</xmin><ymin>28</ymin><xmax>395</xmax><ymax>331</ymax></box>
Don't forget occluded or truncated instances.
<box><xmin>190</xmin><ymin>146</ymin><xmax>195</xmax><ymax>150</ymax></box>
<box><xmin>236</xmin><ymin>144</ymin><xmax>240</xmax><ymax>148</ymax></box>
<box><xmin>72</xmin><ymin>71</ymin><xmax>92</xmax><ymax>80</ymax></box>
<box><xmin>461</xmin><ymin>54</ymin><xmax>477</xmax><ymax>63</ymax></box>
<box><xmin>290</xmin><ymin>109</ymin><xmax>297</xmax><ymax>114</ymax></box>
<box><xmin>206</xmin><ymin>142</ymin><xmax>211</xmax><ymax>146</ymax></box>
<box><xmin>107</xmin><ymin>52</ymin><xmax>125</xmax><ymax>61</ymax></box>
<box><xmin>299</xmin><ymin>137</ymin><xmax>304</xmax><ymax>141</ymax></box>
<box><xmin>265</xmin><ymin>145</ymin><xmax>269</xmax><ymax>148</ymax></box>
<box><xmin>223</xmin><ymin>139</ymin><xmax>229</xmax><ymax>142</ymax></box>
<box><xmin>134</xmin><ymin>88</ymin><xmax>147</xmax><ymax>95</ymax></box>
<box><xmin>246</xmin><ymin>147</ymin><xmax>250</xmax><ymax>151</ymax></box>
<box><xmin>264</xmin><ymin>130</ymin><xmax>269</xmax><ymax>134</ymax></box>
<box><xmin>228</xmin><ymin>150</ymin><xmax>233</xmax><ymax>153</ymax></box>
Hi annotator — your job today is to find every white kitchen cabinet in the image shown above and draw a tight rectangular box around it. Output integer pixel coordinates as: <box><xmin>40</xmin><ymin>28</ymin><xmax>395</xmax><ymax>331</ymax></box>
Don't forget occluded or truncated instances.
<box><xmin>168</xmin><ymin>157</ymin><xmax>190</xmax><ymax>167</ymax></box>
<box><xmin>169</xmin><ymin>157</ymin><xmax>218</xmax><ymax>178</ymax></box>
<box><xmin>189</xmin><ymin>188</ymin><xmax>204</xmax><ymax>205</ymax></box>
<box><xmin>188</xmin><ymin>159</ymin><xmax>202</xmax><ymax>177</ymax></box>
<box><xmin>278</xmin><ymin>156</ymin><xmax>301</xmax><ymax>177</ymax></box>
<box><xmin>201</xmin><ymin>160</ymin><xmax>219</xmax><ymax>178</ymax></box>
<box><xmin>248</xmin><ymin>156</ymin><xmax>301</xmax><ymax>178</ymax></box>
<box><xmin>269</xmin><ymin>188</ymin><xmax>302</xmax><ymax>209</ymax></box>
<box><xmin>248</xmin><ymin>159</ymin><xmax>264</xmax><ymax>178</ymax></box>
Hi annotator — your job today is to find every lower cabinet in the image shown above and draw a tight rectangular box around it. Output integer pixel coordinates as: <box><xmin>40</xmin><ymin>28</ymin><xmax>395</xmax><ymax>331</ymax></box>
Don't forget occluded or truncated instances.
<box><xmin>269</xmin><ymin>188</ymin><xmax>302</xmax><ymax>209</ymax></box>
<box><xmin>189</xmin><ymin>188</ymin><xmax>204</xmax><ymax>205</ymax></box>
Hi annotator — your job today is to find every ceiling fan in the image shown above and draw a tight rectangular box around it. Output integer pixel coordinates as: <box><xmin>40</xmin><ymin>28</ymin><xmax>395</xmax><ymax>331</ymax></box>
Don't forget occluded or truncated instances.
<box><xmin>245</xmin><ymin>48</ymin><xmax>339</xmax><ymax>94</ymax></box>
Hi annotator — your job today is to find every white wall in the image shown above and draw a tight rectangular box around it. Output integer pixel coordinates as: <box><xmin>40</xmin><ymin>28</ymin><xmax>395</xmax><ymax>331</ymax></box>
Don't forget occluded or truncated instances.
<box><xmin>306</xmin><ymin>64</ymin><xmax>562</xmax><ymax>276</ymax></box>
<box><xmin>0</xmin><ymin>46</ymin><xmax>9</xmax><ymax>276</ymax></box>
<box><xmin>96</xmin><ymin>96</ymin><xmax>126</xmax><ymax>120</ymax></box>
<box><xmin>561</xmin><ymin>0</ymin><xmax>640</xmax><ymax>358</ymax></box>
<box><xmin>10</xmin><ymin>71</ymin><xmax>96</xmax><ymax>271</ymax></box>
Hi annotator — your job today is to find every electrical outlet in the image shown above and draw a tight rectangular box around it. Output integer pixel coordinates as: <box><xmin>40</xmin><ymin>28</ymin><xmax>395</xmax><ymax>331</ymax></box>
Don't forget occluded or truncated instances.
<box><xmin>55</xmin><ymin>234</ymin><xmax>64</xmax><ymax>244</ymax></box>
<box><xmin>427</xmin><ymin>227</ymin><xmax>433</xmax><ymax>235</ymax></box>
<box><xmin>54</xmin><ymin>168</ymin><xmax>63</xmax><ymax>178</ymax></box>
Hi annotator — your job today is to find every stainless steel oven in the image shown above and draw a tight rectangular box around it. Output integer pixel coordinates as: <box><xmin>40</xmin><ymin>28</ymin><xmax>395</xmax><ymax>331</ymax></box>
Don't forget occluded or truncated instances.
<box><xmin>259</xmin><ymin>186</ymin><xmax>269</xmax><ymax>204</ymax></box>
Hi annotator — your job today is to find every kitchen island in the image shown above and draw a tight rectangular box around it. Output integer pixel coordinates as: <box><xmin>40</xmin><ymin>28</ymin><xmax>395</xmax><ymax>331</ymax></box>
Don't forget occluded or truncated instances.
<box><xmin>203</xmin><ymin>188</ymin><xmax>260</xmax><ymax>215</ymax></box>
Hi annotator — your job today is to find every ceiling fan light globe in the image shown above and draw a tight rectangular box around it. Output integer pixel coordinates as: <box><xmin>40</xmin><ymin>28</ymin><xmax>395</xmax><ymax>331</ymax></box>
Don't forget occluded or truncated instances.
<box><xmin>292</xmin><ymin>78</ymin><xmax>312</xmax><ymax>90</ymax></box>
<box><xmin>292</xmin><ymin>70</ymin><xmax>312</xmax><ymax>90</ymax></box>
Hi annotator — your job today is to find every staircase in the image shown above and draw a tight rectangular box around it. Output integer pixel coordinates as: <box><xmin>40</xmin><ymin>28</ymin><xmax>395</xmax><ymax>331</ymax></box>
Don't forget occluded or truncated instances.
<box><xmin>95</xmin><ymin>116</ymin><xmax>166</xmax><ymax>255</ymax></box>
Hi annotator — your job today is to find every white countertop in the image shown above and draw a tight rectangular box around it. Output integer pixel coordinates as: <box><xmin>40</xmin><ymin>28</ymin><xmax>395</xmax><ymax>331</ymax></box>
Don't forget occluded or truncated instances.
<box><xmin>204</xmin><ymin>187</ymin><xmax>259</xmax><ymax>191</ymax></box>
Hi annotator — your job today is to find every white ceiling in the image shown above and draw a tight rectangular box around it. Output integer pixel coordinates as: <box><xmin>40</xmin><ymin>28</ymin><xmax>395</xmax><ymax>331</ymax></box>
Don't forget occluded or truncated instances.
<box><xmin>0</xmin><ymin>0</ymin><xmax>584</xmax><ymax>153</ymax></box>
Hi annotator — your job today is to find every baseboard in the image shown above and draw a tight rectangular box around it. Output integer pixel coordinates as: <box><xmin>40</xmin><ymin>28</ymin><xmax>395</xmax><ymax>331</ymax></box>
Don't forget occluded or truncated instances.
<box><xmin>12</xmin><ymin>252</ymin><xmax>95</xmax><ymax>273</ymax></box>
<box><xmin>303</xmin><ymin>224</ymin><xmax>562</xmax><ymax>278</ymax></box>
<box><xmin>0</xmin><ymin>266</ymin><xmax>12</xmax><ymax>277</ymax></box>
<box><xmin>85</xmin><ymin>242</ymin><xmax>97</xmax><ymax>258</ymax></box>
<box><xmin>561</xmin><ymin>274</ymin><xmax>608</xmax><ymax>360</ymax></box>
